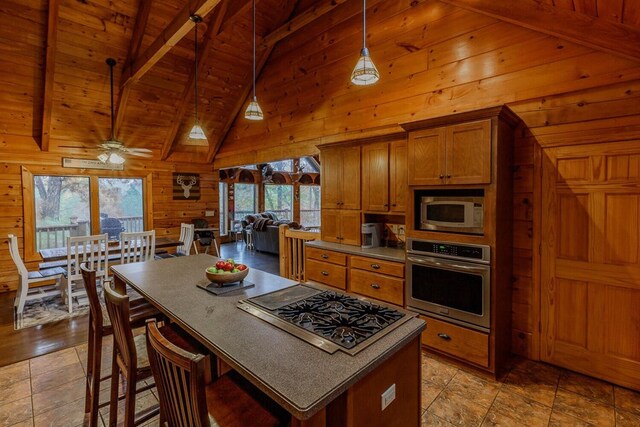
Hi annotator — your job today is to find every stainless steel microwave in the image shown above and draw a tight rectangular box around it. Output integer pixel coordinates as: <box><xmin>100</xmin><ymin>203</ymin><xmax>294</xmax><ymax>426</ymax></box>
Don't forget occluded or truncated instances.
<box><xmin>420</xmin><ymin>196</ymin><xmax>484</xmax><ymax>235</ymax></box>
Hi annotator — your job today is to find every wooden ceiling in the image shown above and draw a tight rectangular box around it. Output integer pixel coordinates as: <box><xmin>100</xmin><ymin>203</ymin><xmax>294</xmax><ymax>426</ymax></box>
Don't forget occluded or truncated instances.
<box><xmin>3</xmin><ymin>0</ymin><xmax>640</xmax><ymax>164</ymax></box>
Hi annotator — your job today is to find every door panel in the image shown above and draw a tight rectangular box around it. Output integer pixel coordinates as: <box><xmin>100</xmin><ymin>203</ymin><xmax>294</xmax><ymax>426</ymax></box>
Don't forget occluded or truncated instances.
<box><xmin>390</xmin><ymin>140</ymin><xmax>407</xmax><ymax>213</ymax></box>
<box><xmin>407</xmin><ymin>127</ymin><xmax>445</xmax><ymax>185</ymax></box>
<box><xmin>321</xmin><ymin>209</ymin><xmax>341</xmax><ymax>244</ymax></box>
<box><xmin>445</xmin><ymin>120</ymin><xmax>491</xmax><ymax>184</ymax></box>
<box><xmin>340</xmin><ymin>210</ymin><xmax>361</xmax><ymax>246</ymax></box>
<box><xmin>362</xmin><ymin>142</ymin><xmax>389</xmax><ymax>212</ymax></box>
<box><xmin>341</xmin><ymin>146</ymin><xmax>361</xmax><ymax>210</ymax></box>
<box><xmin>542</xmin><ymin>142</ymin><xmax>640</xmax><ymax>390</ymax></box>
<box><xmin>321</xmin><ymin>148</ymin><xmax>342</xmax><ymax>209</ymax></box>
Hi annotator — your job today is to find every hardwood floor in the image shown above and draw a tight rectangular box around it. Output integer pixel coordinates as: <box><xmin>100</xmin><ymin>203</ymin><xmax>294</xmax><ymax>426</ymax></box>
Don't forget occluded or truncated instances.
<box><xmin>0</xmin><ymin>243</ymin><xmax>280</xmax><ymax>368</ymax></box>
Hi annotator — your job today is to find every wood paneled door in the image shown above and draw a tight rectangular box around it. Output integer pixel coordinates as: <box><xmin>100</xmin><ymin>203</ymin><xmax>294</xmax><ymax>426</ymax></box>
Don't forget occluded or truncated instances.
<box><xmin>541</xmin><ymin>141</ymin><xmax>640</xmax><ymax>390</ymax></box>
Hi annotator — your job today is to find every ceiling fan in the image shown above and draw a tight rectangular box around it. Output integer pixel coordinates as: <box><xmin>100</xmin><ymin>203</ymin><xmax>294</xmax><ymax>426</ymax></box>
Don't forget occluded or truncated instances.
<box><xmin>59</xmin><ymin>58</ymin><xmax>153</xmax><ymax>164</ymax></box>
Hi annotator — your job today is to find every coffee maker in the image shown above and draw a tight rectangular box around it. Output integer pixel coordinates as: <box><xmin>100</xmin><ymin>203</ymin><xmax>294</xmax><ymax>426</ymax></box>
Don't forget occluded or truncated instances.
<box><xmin>361</xmin><ymin>223</ymin><xmax>383</xmax><ymax>248</ymax></box>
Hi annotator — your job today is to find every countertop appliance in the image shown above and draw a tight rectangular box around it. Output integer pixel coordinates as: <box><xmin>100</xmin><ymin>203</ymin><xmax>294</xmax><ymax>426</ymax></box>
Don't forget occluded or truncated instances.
<box><xmin>361</xmin><ymin>223</ymin><xmax>383</xmax><ymax>248</ymax></box>
<box><xmin>406</xmin><ymin>238</ymin><xmax>491</xmax><ymax>331</ymax></box>
<box><xmin>238</xmin><ymin>284</ymin><xmax>416</xmax><ymax>355</ymax></box>
<box><xmin>420</xmin><ymin>194</ymin><xmax>484</xmax><ymax>235</ymax></box>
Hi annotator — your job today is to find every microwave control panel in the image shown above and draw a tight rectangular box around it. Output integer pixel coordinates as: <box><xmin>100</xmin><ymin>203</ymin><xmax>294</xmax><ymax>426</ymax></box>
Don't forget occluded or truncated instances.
<box><xmin>409</xmin><ymin>239</ymin><xmax>490</xmax><ymax>263</ymax></box>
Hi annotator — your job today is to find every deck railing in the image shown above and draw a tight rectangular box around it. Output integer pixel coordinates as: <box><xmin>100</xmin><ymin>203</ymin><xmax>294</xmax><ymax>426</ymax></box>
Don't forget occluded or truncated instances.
<box><xmin>35</xmin><ymin>216</ymin><xmax>144</xmax><ymax>250</ymax></box>
<box><xmin>279</xmin><ymin>224</ymin><xmax>319</xmax><ymax>282</ymax></box>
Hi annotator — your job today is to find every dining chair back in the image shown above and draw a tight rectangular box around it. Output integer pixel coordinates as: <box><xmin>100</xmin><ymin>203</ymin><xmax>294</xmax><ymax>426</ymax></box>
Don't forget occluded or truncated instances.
<box><xmin>146</xmin><ymin>319</ymin><xmax>210</xmax><ymax>427</ymax></box>
<box><xmin>120</xmin><ymin>230</ymin><xmax>156</xmax><ymax>264</ymax></box>
<box><xmin>7</xmin><ymin>234</ymin><xmax>62</xmax><ymax>314</ymax></box>
<box><xmin>176</xmin><ymin>223</ymin><xmax>194</xmax><ymax>256</ymax></box>
<box><xmin>63</xmin><ymin>234</ymin><xmax>109</xmax><ymax>313</ymax></box>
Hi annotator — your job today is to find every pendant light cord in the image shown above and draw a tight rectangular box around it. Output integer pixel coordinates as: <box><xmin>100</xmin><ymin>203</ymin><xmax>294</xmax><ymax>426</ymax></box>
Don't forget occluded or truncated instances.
<box><xmin>194</xmin><ymin>18</ymin><xmax>199</xmax><ymax>123</ymax></box>
<box><xmin>107</xmin><ymin>58</ymin><xmax>116</xmax><ymax>141</ymax></box>
<box><xmin>362</xmin><ymin>0</ymin><xmax>366</xmax><ymax>49</ymax></box>
<box><xmin>252</xmin><ymin>0</ymin><xmax>257</xmax><ymax>100</ymax></box>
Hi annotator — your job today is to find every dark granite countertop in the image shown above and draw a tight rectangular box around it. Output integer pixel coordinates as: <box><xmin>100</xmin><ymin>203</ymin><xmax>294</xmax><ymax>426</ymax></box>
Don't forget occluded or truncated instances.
<box><xmin>306</xmin><ymin>240</ymin><xmax>406</xmax><ymax>263</ymax></box>
<box><xmin>110</xmin><ymin>254</ymin><xmax>424</xmax><ymax>420</ymax></box>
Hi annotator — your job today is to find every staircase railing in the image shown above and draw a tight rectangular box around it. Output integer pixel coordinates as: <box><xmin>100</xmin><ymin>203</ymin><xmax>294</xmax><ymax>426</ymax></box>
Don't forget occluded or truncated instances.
<box><xmin>278</xmin><ymin>224</ymin><xmax>319</xmax><ymax>282</ymax></box>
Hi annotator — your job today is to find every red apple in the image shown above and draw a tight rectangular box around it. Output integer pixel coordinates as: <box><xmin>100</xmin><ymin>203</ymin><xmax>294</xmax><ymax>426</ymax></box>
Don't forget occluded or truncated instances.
<box><xmin>237</xmin><ymin>264</ymin><xmax>247</xmax><ymax>271</ymax></box>
<box><xmin>215</xmin><ymin>260</ymin><xmax>226</xmax><ymax>270</ymax></box>
<box><xmin>222</xmin><ymin>262</ymin><xmax>234</xmax><ymax>272</ymax></box>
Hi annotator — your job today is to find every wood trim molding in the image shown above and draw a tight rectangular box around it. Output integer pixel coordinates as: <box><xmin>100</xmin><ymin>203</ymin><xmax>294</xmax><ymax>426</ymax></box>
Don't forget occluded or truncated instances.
<box><xmin>438</xmin><ymin>0</ymin><xmax>640</xmax><ymax>62</ymax></box>
<box><xmin>40</xmin><ymin>0</ymin><xmax>60</xmax><ymax>152</ymax></box>
<box><xmin>144</xmin><ymin>173</ymin><xmax>154</xmax><ymax>231</ymax></box>
<box><xmin>119</xmin><ymin>0</ymin><xmax>223</xmax><ymax>91</ymax></box>
<box><xmin>21</xmin><ymin>167</ymin><xmax>38</xmax><ymax>262</ymax></box>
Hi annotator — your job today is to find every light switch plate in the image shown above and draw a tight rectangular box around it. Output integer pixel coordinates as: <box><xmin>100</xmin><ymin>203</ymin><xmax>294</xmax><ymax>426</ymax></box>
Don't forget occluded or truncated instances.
<box><xmin>381</xmin><ymin>383</ymin><xmax>396</xmax><ymax>411</ymax></box>
<box><xmin>398</xmin><ymin>225</ymin><xmax>405</xmax><ymax>236</ymax></box>
<box><xmin>205</xmin><ymin>210</ymin><xmax>215</xmax><ymax>217</ymax></box>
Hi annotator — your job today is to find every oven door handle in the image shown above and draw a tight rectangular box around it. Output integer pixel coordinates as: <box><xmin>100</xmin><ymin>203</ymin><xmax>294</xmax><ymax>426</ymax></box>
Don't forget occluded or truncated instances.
<box><xmin>407</xmin><ymin>256</ymin><xmax>488</xmax><ymax>273</ymax></box>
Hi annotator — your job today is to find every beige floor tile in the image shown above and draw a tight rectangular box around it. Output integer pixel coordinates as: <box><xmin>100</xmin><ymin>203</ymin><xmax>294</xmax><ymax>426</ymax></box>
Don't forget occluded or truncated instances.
<box><xmin>33</xmin><ymin>397</ymin><xmax>86</xmax><ymax>427</ymax></box>
<box><xmin>29</xmin><ymin>348</ymin><xmax>79</xmax><ymax>377</ymax></box>
<box><xmin>558</xmin><ymin>370</ymin><xmax>614</xmax><ymax>405</ymax></box>
<box><xmin>0</xmin><ymin>396</ymin><xmax>33</xmax><ymax>427</ymax></box>
<box><xmin>422</xmin><ymin>356</ymin><xmax>458</xmax><ymax>388</ymax></box>
<box><xmin>0</xmin><ymin>362</ymin><xmax>30</xmax><ymax>389</ymax></box>
<box><xmin>483</xmin><ymin>389</ymin><xmax>551</xmax><ymax>427</ymax></box>
<box><xmin>548</xmin><ymin>410</ymin><xmax>595</xmax><ymax>426</ymax></box>
<box><xmin>421</xmin><ymin>411</ymin><xmax>456</xmax><ymax>427</ymax></box>
<box><xmin>616</xmin><ymin>409</ymin><xmax>640</xmax><ymax>427</ymax></box>
<box><xmin>421</xmin><ymin>381</ymin><xmax>443</xmax><ymax>411</ymax></box>
<box><xmin>503</xmin><ymin>363</ymin><xmax>559</xmax><ymax>407</ymax></box>
<box><xmin>445</xmin><ymin>370</ymin><xmax>501</xmax><ymax>408</ymax></box>
<box><xmin>553</xmin><ymin>389</ymin><xmax>614</xmax><ymax>426</ymax></box>
<box><xmin>7</xmin><ymin>419</ymin><xmax>34</xmax><ymax>427</ymax></box>
<box><xmin>0</xmin><ymin>379</ymin><xmax>31</xmax><ymax>406</ymax></box>
<box><xmin>32</xmin><ymin>377</ymin><xmax>86</xmax><ymax>416</ymax></box>
<box><xmin>428</xmin><ymin>388</ymin><xmax>489</xmax><ymax>426</ymax></box>
<box><xmin>31</xmin><ymin>362</ymin><xmax>85</xmax><ymax>395</ymax></box>
<box><xmin>614</xmin><ymin>386</ymin><xmax>640</xmax><ymax>416</ymax></box>
<box><xmin>99</xmin><ymin>390</ymin><xmax>159</xmax><ymax>426</ymax></box>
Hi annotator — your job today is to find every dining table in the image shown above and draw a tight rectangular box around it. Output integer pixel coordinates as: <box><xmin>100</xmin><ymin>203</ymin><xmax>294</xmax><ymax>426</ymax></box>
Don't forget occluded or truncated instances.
<box><xmin>110</xmin><ymin>254</ymin><xmax>425</xmax><ymax>426</ymax></box>
<box><xmin>39</xmin><ymin>236</ymin><xmax>183</xmax><ymax>263</ymax></box>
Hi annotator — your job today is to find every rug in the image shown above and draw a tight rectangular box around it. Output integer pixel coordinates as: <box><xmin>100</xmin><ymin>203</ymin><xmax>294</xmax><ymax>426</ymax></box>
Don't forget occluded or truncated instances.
<box><xmin>14</xmin><ymin>294</ymin><xmax>91</xmax><ymax>330</ymax></box>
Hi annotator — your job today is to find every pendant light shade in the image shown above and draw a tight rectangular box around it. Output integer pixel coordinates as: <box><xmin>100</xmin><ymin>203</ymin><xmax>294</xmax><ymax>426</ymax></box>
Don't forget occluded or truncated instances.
<box><xmin>245</xmin><ymin>0</ymin><xmax>264</xmax><ymax>120</ymax></box>
<box><xmin>351</xmin><ymin>0</ymin><xmax>379</xmax><ymax>86</ymax></box>
<box><xmin>189</xmin><ymin>15</ymin><xmax>208</xmax><ymax>141</ymax></box>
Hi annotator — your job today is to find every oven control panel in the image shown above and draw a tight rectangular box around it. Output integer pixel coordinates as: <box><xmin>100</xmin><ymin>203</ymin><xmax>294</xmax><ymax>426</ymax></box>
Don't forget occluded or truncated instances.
<box><xmin>408</xmin><ymin>239</ymin><xmax>490</xmax><ymax>263</ymax></box>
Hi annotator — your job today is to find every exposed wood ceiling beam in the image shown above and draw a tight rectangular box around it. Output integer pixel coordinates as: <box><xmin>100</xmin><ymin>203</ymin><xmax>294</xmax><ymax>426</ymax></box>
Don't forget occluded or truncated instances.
<box><xmin>262</xmin><ymin>0</ymin><xmax>349</xmax><ymax>47</ymax></box>
<box><xmin>40</xmin><ymin>0</ymin><xmax>60</xmax><ymax>151</ymax></box>
<box><xmin>119</xmin><ymin>0</ymin><xmax>223</xmax><ymax>91</ymax></box>
<box><xmin>114</xmin><ymin>0</ymin><xmax>153</xmax><ymax>139</ymax></box>
<box><xmin>206</xmin><ymin>44</ymin><xmax>276</xmax><ymax>163</ymax></box>
<box><xmin>439</xmin><ymin>0</ymin><xmax>640</xmax><ymax>62</ymax></box>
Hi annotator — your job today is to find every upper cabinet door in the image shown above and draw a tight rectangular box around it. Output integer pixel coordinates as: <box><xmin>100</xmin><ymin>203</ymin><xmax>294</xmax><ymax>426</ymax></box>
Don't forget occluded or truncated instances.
<box><xmin>408</xmin><ymin>127</ymin><xmax>446</xmax><ymax>186</ymax></box>
<box><xmin>341</xmin><ymin>146</ymin><xmax>361</xmax><ymax>210</ymax></box>
<box><xmin>321</xmin><ymin>148</ymin><xmax>342</xmax><ymax>209</ymax></box>
<box><xmin>390</xmin><ymin>140</ymin><xmax>407</xmax><ymax>213</ymax></box>
<box><xmin>362</xmin><ymin>142</ymin><xmax>389</xmax><ymax>212</ymax></box>
<box><xmin>445</xmin><ymin>119</ymin><xmax>492</xmax><ymax>184</ymax></box>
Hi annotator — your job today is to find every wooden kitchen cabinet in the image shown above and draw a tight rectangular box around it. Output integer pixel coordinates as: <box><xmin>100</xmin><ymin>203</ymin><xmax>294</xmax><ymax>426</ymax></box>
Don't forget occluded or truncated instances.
<box><xmin>321</xmin><ymin>145</ymin><xmax>361</xmax><ymax>210</ymax></box>
<box><xmin>320</xmin><ymin>209</ymin><xmax>361</xmax><ymax>246</ymax></box>
<box><xmin>407</xmin><ymin>120</ymin><xmax>491</xmax><ymax>185</ymax></box>
<box><xmin>362</xmin><ymin>139</ymin><xmax>408</xmax><ymax>213</ymax></box>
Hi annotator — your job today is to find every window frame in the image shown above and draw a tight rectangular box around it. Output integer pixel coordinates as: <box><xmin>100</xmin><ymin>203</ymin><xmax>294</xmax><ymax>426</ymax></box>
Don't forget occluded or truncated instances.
<box><xmin>233</xmin><ymin>183</ymin><xmax>259</xmax><ymax>221</ymax></box>
<box><xmin>264</xmin><ymin>183</ymin><xmax>294</xmax><ymax>221</ymax></box>
<box><xmin>299</xmin><ymin>184</ymin><xmax>321</xmax><ymax>227</ymax></box>
<box><xmin>22</xmin><ymin>166</ymin><xmax>153</xmax><ymax>262</ymax></box>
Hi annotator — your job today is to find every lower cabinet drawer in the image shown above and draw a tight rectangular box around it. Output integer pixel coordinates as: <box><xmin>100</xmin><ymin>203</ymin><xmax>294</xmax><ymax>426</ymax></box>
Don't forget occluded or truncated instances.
<box><xmin>306</xmin><ymin>247</ymin><xmax>347</xmax><ymax>266</ymax></box>
<box><xmin>420</xmin><ymin>316</ymin><xmax>489</xmax><ymax>367</ymax></box>
<box><xmin>306</xmin><ymin>259</ymin><xmax>346</xmax><ymax>289</ymax></box>
<box><xmin>349</xmin><ymin>269</ymin><xmax>404</xmax><ymax>306</ymax></box>
<box><xmin>351</xmin><ymin>256</ymin><xmax>405</xmax><ymax>278</ymax></box>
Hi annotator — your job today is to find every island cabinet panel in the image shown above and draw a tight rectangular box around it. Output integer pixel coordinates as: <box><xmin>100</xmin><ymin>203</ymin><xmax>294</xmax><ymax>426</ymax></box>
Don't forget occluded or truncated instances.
<box><xmin>446</xmin><ymin>120</ymin><xmax>492</xmax><ymax>184</ymax></box>
<box><xmin>407</xmin><ymin>128</ymin><xmax>446</xmax><ymax>186</ymax></box>
<box><xmin>306</xmin><ymin>258</ymin><xmax>347</xmax><ymax>290</ymax></box>
<box><xmin>349</xmin><ymin>269</ymin><xmax>404</xmax><ymax>306</ymax></box>
<box><xmin>420</xmin><ymin>316</ymin><xmax>489</xmax><ymax>368</ymax></box>
<box><xmin>389</xmin><ymin>140</ymin><xmax>408</xmax><ymax>213</ymax></box>
<box><xmin>350</xmin><ymin>256</ymin><xmax>405</xmax><ymax>278</ymax></box>
<box><xmin>362</xmin><ymin>142</ymin><xmax>390</xmax><ymax>212</ymax></box>
<box><xmin>306</xmin><ymin>246</ymin><xmax>347</xmax><ymax>266</ymax></box>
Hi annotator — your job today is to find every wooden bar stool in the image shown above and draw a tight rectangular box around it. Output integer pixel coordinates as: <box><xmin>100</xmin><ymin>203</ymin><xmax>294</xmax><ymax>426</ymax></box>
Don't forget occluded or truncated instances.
<box><xmin>145</xmin><ymin>319</ymin><xmax>289</xmax><ymax>427</ymax></box>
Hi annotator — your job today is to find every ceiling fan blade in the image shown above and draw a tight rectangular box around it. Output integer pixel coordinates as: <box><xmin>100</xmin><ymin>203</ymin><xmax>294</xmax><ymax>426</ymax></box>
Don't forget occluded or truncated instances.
<box><xmin>58</xmin><ymin>145</ymin><xmax>101</xmax><ymax>150</ymax></box>
<box><xmin>125</xmin><ymin>147</ymin><xmax>153</xmax><ymax>153</ymax></box>
<box><xmin>127</xmin><ymin>151</ymin><xmax>153</xmax><ymax>158</ymax></box>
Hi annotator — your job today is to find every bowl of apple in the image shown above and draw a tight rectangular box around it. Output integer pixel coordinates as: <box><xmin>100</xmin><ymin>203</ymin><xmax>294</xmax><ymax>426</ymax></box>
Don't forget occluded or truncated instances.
<box><xmin>205</xmin><ymin>259</ymin><xmax>249</xmax><ymax>285</ymax></box>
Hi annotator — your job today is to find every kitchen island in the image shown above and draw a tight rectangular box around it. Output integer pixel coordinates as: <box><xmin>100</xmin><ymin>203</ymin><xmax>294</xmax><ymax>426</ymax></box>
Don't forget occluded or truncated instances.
<box><xmin>111</xmin><ymin>254</ymin><xmax>425</xmax><ymax>426</ymax></box>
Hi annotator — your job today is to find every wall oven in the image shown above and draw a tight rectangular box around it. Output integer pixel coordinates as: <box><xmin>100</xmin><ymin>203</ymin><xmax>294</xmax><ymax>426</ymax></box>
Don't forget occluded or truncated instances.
<box><xmin>406</xmin><ymin>238</ymin><xmax>491</xmax><ymax>331</ymax></box>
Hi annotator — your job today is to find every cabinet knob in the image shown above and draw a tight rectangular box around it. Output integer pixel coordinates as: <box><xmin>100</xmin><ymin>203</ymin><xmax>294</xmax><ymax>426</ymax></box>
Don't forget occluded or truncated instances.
<box><xmin>437</xmin><ymin>333</ymin><xmax>451</xmax><ymax>341</ymax></box>
<box><xmin>321</xmin><ymin>271</ymin><xmax>329</xmax><ymax>276</ymax></box>
<box><xmin>439</xmin><ymin>174</ymin><xmax>444</xmax><ymax>179</ymax></box>
<box><xmin>446</xmin><ymin>175</ymin><xmax>451</xmax><ymax>179</ymax></box>
<box><xmin>321</xmin><ymin>254</ymin><xmax>329</xmax><ymax>259</ymax></box>
<box><xmin>370</xmin><ymin>283</ymin><xmax>381</xmax><ymax>289</ymax></box>
<box><xmin>371</xmin><ymin>264</ymin><xmax>381</xmax><ymax>269</ymax></box>
<box><xmin>391</xmin><ymin>204</ymin><xmax>396</xmax><ymax>207</ymax></box>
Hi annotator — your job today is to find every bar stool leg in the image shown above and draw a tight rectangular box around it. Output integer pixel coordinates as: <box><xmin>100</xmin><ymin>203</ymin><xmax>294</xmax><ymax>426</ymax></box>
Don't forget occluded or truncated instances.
<box><xmin>108</xmin><ymin>350</ymin><xmax>119</xmax><ymax>427</ymax></box>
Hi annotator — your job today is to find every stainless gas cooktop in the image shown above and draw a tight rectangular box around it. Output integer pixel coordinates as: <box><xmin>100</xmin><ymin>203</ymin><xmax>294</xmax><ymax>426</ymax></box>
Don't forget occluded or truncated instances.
<box><xmin>237</xmin><ymin>284</ymin><xmax>416</xmax><ymax>355</ymax></box>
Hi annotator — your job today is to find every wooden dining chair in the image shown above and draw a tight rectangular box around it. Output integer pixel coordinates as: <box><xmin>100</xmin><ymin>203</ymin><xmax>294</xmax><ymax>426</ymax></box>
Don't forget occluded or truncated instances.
<box><xmin>120</xmin><ymin>230</ymin><xmax>156</xmax><ymax>264</ymax></box>
<box><xmin>81</xmin><ymin>264</ymin><xmax>159</xmax><ymax>427</ymax></box>
<box><xmin>7</xmin><ymin>234</ymin><xmax>63</xmax><ymax>315</ymax></box>
<box><xmin>145</xmin><ymin>319</ymin><xmax>289</xmax><ymax>427</ymax></box>
<box><xmin>62</xmin><ymin>234</ymin><xmax>110</xmax><ymax>313</ymax></box>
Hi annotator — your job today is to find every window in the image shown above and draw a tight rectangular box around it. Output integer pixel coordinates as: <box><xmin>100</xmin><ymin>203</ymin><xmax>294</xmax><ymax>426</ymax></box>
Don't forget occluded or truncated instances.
<box><xmin>269</xmin><ymin>160</ymin><xmax>293</xmax><ymax>172</ymax></box>
<box><xmin>300</xmin><ymin>157</ymin><xmax>320</xmax><ymax>173</ymax></box>
<box><xmin>34</xmin><ymin>176</ymin><xmax>91</xmax><ymax>251</ymax></box>
<box><xmin>234</xmin><ymin>183</ymin><xmax>258</xmax><ymax>220</ymax></box>
<box><xmin>219</xmin><ymin>182</ymin><xmax>228</xmax><ymax>236</ymax></box>
<box><xmin>300</xmin><ymin>186</ymin><xmax>321</xmax><ymax>227</ymax></box>
<box><xmin>98</xmin><ymin>178</ymin><xmax>144</xmax><ymax>240</ymax></box>
<box><xmin>264</xmin><ymin>185</ymin><xmax>293</xmax><ymax>221</ymax></box>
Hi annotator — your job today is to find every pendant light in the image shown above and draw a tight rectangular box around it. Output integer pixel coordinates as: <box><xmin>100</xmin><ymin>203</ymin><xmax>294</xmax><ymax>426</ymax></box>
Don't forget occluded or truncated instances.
<box><xmin>189</xmin><ymin>15</ymin><xmax>207</xmax><ymax>140</ymax></box>
<box><xmin>350</xmin><ymin>0</ymin><xmax>379</xmax><ymax>86</ymax></box>
<box><xmin>244</xmin><ymin>0</ymin><xmax>264</xmax><ymax>120</ymax></box>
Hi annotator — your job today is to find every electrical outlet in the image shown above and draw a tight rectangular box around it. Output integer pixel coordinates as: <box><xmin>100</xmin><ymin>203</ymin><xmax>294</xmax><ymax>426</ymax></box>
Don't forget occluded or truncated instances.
<box><xmin>398</xmin><ymin>225</ymin><xmax>405</xmax><ymax>236</ymax></box>
<box><xmin>381</xmin><ymin>383</ymin><xmax>396</xmax><ymax>411</ymax></box>
<box><xmin>390</xmin><ymin>224</ymin><xmax>399</xmax><ymax>235</ymax></box>
<box><xmin>205</xmin><ymin>210</ymin><xmax>216</xmax><ymax>217</ymax></box>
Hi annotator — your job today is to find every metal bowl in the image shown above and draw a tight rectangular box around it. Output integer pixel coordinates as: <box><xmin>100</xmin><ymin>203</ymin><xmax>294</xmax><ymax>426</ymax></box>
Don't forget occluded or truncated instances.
<box><xmin>205</xmin><ymin>267</ymin><xmax>249</xmax><ymax>284</ymax></box>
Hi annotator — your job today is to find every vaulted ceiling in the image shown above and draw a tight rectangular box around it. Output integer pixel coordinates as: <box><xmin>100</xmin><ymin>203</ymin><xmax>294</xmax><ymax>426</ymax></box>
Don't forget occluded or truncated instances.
<box><xmin>2</xmin><ymin>0</ymin><xmax>640</xmax><ymax>165</ymax></box>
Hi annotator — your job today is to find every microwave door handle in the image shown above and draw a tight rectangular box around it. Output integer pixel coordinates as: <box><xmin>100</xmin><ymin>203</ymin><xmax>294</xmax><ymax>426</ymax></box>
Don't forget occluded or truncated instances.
<box><xmin>407</xmin><ymin>257</ymin><xmax>488</xmax><ymax>273</ymax></box>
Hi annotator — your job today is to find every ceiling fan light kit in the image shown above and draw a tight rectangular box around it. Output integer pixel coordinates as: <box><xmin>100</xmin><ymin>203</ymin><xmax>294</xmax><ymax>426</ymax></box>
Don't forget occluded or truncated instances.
<box><xmin>351</xmin><ymin>0</ymin><xmax>379</xmax><ymax>86</ymax></box>
<box><xmin>245</xmin><ymin>0</ymin><xmax>264</xmax><ymax>121</ymax></box>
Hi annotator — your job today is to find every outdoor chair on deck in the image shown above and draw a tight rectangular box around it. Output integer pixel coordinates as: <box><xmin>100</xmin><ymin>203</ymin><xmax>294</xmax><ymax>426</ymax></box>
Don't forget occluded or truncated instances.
<box><xmin>7</xmin><ymin>234</ymin><xmax>63</xmax><ymax>315</ymax></box>
<box><xmin>120</xmin><ymin>230</ymin><xmax>156</xmax><ymax>264</ymax></box>
<box><xmin>145</xmin><ymin>319</ymin><xmax>289</xmax><ymax>427</ymax></box>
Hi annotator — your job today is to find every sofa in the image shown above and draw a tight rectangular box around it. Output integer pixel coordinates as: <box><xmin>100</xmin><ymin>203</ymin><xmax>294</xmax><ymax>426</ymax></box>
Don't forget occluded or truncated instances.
<box><xmin>241</xmin><ymin>212</ymin><xmax>282</xmax><ymax>255</ymax></box>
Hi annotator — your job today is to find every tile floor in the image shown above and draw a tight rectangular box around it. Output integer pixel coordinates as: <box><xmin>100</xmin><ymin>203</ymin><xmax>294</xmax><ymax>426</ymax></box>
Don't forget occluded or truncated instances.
<box><xmin>1</xmin><ymin>340</ymin><xmax>639</xmax><ymax>427</ymax></box>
